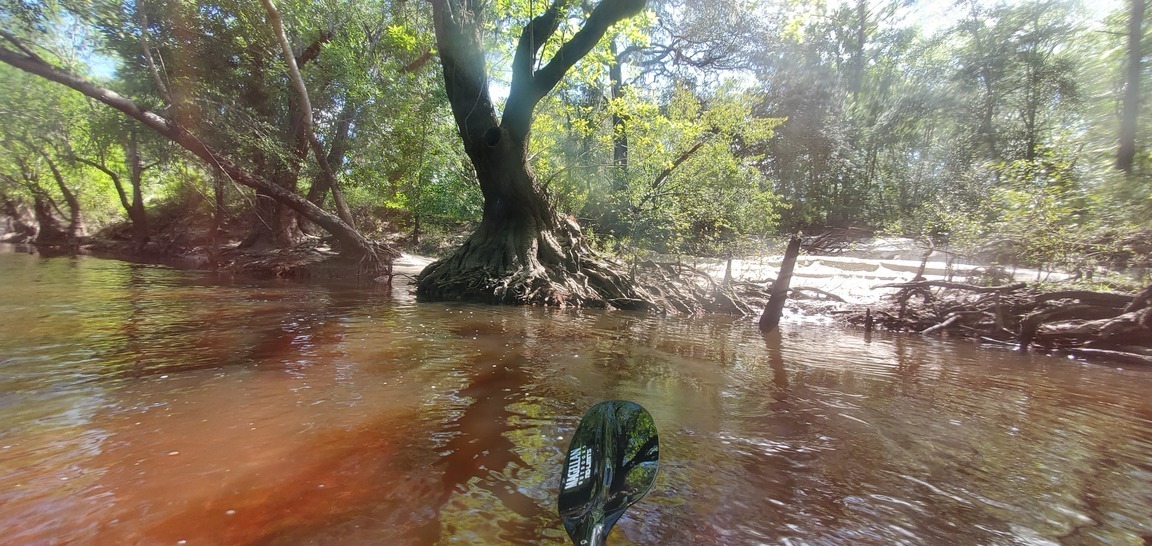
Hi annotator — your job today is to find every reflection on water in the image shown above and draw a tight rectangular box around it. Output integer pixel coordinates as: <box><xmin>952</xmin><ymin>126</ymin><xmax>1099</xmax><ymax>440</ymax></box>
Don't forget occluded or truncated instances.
<box><xmin>1</xmin><ymin>246</ymin><xmax>1151</xmax><ymax>545</ymax></box>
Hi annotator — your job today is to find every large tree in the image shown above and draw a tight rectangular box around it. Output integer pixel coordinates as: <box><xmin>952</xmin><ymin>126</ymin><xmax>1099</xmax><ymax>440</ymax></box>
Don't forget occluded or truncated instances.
<box><xmin>418</xmin><ymin>0</ymin><xmax>655</xmax><ymax>308</ymax></box>
<box><xmin>0</xmin><ymin>33</ymin><xmax>385</xmax><ymax>263</ymax></box>
<box><xmin>0</xmin><ymin>1</ymin><xmax>397</xmax><ymax>270</ymax></box>
<box><xmin>1116</xmin><ymin>0</ymin><xmax>1145</xmax><ymax>173</ymax></box>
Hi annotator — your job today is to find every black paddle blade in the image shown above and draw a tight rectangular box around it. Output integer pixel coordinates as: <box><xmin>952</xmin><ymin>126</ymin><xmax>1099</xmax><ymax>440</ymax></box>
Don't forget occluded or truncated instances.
<box><xmin>558</xmin><ymin>400</ymin><xmax>660</xmax><ymax>546</ymax></box>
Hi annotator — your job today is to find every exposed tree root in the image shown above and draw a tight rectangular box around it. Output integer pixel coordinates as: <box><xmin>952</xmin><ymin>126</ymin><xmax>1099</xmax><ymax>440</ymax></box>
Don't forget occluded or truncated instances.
<box><xmin>223</xmin><ymin>239</ymin><xmax>398</xmax><ymax>281</ymax></box>
<box><xmin>415</xmin><ymin>220</ymin><xmax>762</xmax><ymax>315</ymax></box>
<box><xmin>844</xmin><ymin>280</ymin><xmax>1152</xmax><ymax>366</ymax></box>
<box><xmin>415</xmin><ymin>221</ymin><xmax>663</xmax><ymax>310</ymax></box>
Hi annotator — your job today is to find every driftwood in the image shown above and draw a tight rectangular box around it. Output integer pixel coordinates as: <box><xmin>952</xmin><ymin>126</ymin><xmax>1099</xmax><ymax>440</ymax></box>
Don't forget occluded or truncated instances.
<box><xmin>1033</xmin><ymin>290</ymin><xmax>1133</xmax><ymax>308</ymax></box>
<box><xmin>1065</xmin><ymin>348</ymin><xmax>1152</xmax><ymax>366</ymax></box>
<box><xmin>876</xmin><ymin>280</ymin><xmax>1027</xmax><ymax>293</ymax></box>
<box><xmin>1033</xmin><ymin>307</ymin><xmax>1152</xmax><ymax>346</ymax></box>
<box><xmin>847</xmin><ymin>279</ymin><xmax>1152</xmax><ymax>366</ymax></box>
<box><xmin>922</xmin><ymin>311</ymin><xmax>989</xmax><ymax>335</ymax></box>
<box><xmin>790</xmin><ymin>286</ymin><xmax>846</xmax><ymax>303</ymax></box>
<box><xmin>1018</xmin><ymin>304</ymin><xmax>1124</xmax><ymax>350</ymax></box>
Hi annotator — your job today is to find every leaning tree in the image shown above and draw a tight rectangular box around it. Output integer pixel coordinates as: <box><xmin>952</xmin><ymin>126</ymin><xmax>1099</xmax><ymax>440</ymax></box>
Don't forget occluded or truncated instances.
<box><xmin>419</xmin><ymin>0</ymin><xmax>658</xmax><ymax>309</ymax></box>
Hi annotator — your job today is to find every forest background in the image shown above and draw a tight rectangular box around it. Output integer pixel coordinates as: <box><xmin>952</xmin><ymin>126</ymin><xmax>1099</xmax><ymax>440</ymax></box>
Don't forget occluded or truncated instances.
<box><xmin>1</xmin><ymin>0</ymin><xmax>1149</xmax><ymax>290</ymax></box>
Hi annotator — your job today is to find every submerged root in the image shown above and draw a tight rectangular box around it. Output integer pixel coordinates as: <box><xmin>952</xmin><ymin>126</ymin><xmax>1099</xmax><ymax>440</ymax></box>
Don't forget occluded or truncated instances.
<box><xmin>417</xmin><ymin>251</ymin><xmax>660</xmax><ymax>311</ymax></box>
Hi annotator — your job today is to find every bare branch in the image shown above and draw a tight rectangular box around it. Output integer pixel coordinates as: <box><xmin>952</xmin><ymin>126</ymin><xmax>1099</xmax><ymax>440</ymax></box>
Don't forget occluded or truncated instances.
<box><xmin>73</xmin><ymin>155</ymin><xmax>132</xmax><ymax>213</ymax></box>
<box><xmin>261</xmin><ymin>0</ymin><xmax>355</xmax><ymax>228</ymax></box>
<box><xmin>137</xmin><ymin>9</ymin><xmax>171</xmax><ymax>105</ymax></box>
<box><xmin>633</xmin><ymin>136</ymin><xmax>710</xmax><ymax>212</ymax></box>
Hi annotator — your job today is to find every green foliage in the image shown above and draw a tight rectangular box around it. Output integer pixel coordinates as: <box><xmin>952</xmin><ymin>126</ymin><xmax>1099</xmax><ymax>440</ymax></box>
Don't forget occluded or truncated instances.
<box><xmin>0</xmin><ymin>0</ymin><xmax>1148</xmax><ymax>276</ymax></box>
<box><xmin>530</xmin><ymin>79</ymin><xmax>782</xmax><ymax>257</ymax></box>
<box><xmin>0</xmin><ymin>63</ymin><xmax>126</xmax><ymax>228</ymax></box>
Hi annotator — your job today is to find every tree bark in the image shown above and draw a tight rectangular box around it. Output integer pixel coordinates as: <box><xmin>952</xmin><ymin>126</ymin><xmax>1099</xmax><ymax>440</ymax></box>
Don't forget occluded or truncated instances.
<box><xmin>759</xmin><ymin>235</ymin><xmax>802</xmax><ymax>332</ymax></box>
<box><xmin>305</xmin><ymin>99</ymin><xmax>358</xmax><ymax>211</ymax></box>
<box><xmin>39</xmin><ymin>152</ymin><xmax>85</xmax><ymax>242</ymax></box>
<box><xmin>610</xmin><ymin>39</ymin><xmax>629</xmax><ymax>190</ymax></box>
<box><xmin>261</xmin><ymin>0</ymin><xmax>356</xmax><ymax>228</ymax></box>
<box><xmin>72</xmin><ymin>133</ymin><xmax>150</xmax><ymax>251</ymax></box>
<box><xmin>1116</xmin><ymin>0</ymin><xmax>1145</xmax><ymax>173</ymax></box>
<box><xmin>26</xmin><ymin>182</ymin><xmax>67</xmax><ymax>246</ymax></box>
<box><xmin>419</xmin><ymin>0</ymin><xmax>652</xmax><ymax>308</ymax></box>
<box><xmin>0</xmin><ymin>37</ymin><xmax>388</xmax><ymax>271</ymax></box>
<box><xmin>125</xmin><ymin>130</ymin><xmax>150</xmax><ymax>251</ymax></box>
<box><xmin>0</xmin><ymin>193</ymin><xmax>37</xmax><ymax>242</ymax></box>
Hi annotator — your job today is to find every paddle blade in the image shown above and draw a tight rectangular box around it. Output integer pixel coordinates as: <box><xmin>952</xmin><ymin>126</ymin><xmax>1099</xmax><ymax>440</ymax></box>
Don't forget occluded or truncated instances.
<box><xmin>558</xmin><ymin>400</ymin><xmax>660</xmax><ymax>546</ymax></box>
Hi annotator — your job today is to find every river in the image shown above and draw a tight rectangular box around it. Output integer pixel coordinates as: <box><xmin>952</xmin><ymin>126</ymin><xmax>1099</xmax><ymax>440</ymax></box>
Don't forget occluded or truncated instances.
<box><xmin>1</xmin><ymin>246</ymin><xmax>1150</xmax><ymax>545</ymax></box>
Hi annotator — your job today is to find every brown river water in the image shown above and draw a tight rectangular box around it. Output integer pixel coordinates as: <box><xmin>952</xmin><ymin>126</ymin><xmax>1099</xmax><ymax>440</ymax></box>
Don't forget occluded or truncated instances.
<box><xmin>1</xmin><ymin>246</ymin><xmax>1150</xmax><ymax>545</ymax></box>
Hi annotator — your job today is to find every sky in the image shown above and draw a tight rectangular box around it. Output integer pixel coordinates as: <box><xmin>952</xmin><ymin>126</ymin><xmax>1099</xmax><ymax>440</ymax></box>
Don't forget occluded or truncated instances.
<box><xmin>81</xmin><ymin>0</ymin><xmax>1133</xmax><ymax>85</ymax></box>
<box><xmin>909</xmin><ymin>0</ymin><xmax>1127</xmax><ymax>35</ymax></box>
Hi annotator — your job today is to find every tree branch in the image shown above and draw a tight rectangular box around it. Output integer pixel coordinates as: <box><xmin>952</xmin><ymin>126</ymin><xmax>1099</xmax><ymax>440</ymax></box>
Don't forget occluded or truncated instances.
<box><xmin>430</xmin><ymin>0</ymin><xmax>499</xmax><ymax>147</ymax></box>
<box><xmin>296</xmin><ymin>31</ymin><xmax>332</xmax><ymax>67</ymax></box>
<box><xmin>0</xmin><ymin>30</ymin><xmax>43</xmax><ymax>61</ymax></box>
<box><xmin>137</xmin><ymin>10</ymin><xmax>171</xmax><ymax>106</ymax></box>
<box><xmin>502</xmin><ymin>0</ymin><xmax>646</xmax><ymax>141</ymax></box>
<box><xmin>0</xmin><ymin>43</ymin><xmax>379</xmax><ymax>262</ymax></box>
<box><xmin>73</xmin><ymin>155</ymin><xmax>132</xmax><ymax>213</ymax></box>
<box><xmin>401</xmin><ymin>49</ymin><xmax>433</xmax><ymax>73</ymax></box>
<box><xmin>509</xmin><ymin>0</ymin><xmax>571</xmax><ymax>91</ymax></box>
<box><xmin>261</xmin><ymin>0</ymin><xmax>355</xmax><ymax>228</ymax></box>
<box><xmin>633</xmin><ymin>136</ymin><xmax>708</xmax><ymax>211</ymax></box>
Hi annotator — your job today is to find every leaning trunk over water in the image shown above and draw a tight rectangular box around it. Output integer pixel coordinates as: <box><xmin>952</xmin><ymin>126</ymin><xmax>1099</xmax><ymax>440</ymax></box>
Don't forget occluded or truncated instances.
<box><xmin>0</xmin><ymin>36</ymin><xmax>388</xmax><ymax>273</ymax></box>
<box><xmin>420</xmin><ymin>0</ymin><xmax>652</xmax><ymax>309</ymax></box>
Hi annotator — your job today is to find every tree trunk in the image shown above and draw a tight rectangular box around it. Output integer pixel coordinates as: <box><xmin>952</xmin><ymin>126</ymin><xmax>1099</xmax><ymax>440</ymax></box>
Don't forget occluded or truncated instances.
<box><xmin>210</xmin><ymin>173</ymin><xmax>225</xmax><ymax>268</ymax></box>
<box><xmin>262</xmin><ymin>0</ymin><xmax>356</xmax><ymax>229</ymax></box>
<box><xmin>304</xmin><ymin>99</ymin><xmax>357</xmax><ymax>210</ymax></box>
<box><xmin>759</xmin><ymin>235</ymin><xmax>802</xmax><ymax>332</ymax></box>
<box><xmin>419</xmin><ymin>0</ymin><xmax>651</xmax><ymax>309</ymax></box>
<box><xmin>417</xmin><ymin>129</ymin><xmax>649</xmax><ymax>308</ymax></box>
<box><xmin>1117</xmin><ymin>0</ymin><xmax>1144</xmax><ymax>173</ymax></box>
<box><xmin>242</xmin><ymin>177</ymin><xmax>302</xmax><ymax>251</ymax></box>
<box><xmin>29</xmin><ymin>188</ymin><xmax>67</xmax><ymax>246</ymax></box>
<box><xmin>126</xmin><ymin>130</ymin><xmax>149</xmax><ymax>251</ymax></box>
<box><xmin>40</xmin><ymin>153</ymin><xmax>85</xmax><ymax>242</ymax></box>
<box><xmin>610</xmin><ymin>39</ymin><xmax>629</xmax><ymax>190</ymax></box>
<box><xmin>0</xmin><ymin>194</ymin><xmax>37</xmax><ymax>242</ymax></box>
<box><xmin>0</xmin><ymin>38</ymin><xmax>387</xmax><ymax>271</ymax></box>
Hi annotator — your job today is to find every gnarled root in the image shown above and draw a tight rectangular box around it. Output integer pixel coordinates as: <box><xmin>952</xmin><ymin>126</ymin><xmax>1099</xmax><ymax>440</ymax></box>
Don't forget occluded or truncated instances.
<box><xmin>415</xmin><ymin>224</ymin><xmax>660</xmax><ymax>311</ymax></box>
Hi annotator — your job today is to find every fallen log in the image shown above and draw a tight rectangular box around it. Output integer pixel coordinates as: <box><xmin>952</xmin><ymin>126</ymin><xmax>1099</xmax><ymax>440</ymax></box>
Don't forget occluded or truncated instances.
<box><xmin>1034</xmin><ymin>290</ymin><xmax>1133</xmax><ymax>308</ymax></box>
<box><xmin>1019</xmin><ymin>304</ymin><xmax>1124</xmax><ymax>351</ymax></box>
<box><xmin>1065</xmin><ymin>348</ymin><xmax>1152</xmax><ymax>366</ymax></box>
<box><xmin>1032</xmin><ymin>307</ymin><xmax>1152</xmax><ymax>347</ymax></box>
<box><xmin>875</xmin><ymin>280</ymin><xmax>1027</xmax><ymax>293</ymax></box>
<box><xmin>922</xmin><ymin>311</ymin><xmax>989</xmax><ymax>335</ymax></box>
